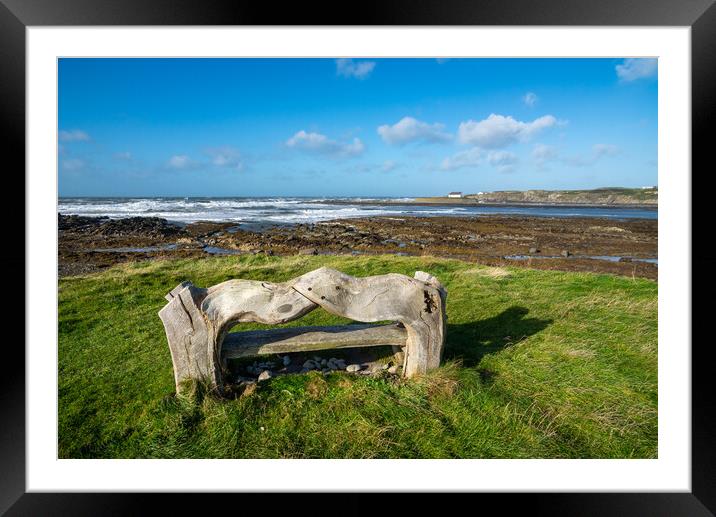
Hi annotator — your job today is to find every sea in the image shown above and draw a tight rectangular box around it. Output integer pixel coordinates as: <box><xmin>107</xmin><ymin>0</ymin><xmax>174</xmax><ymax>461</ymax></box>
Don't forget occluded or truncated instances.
<box><xmin>58</xmin><ymin>197</ymin><xmax>658</xmax><ymax>226</ymax></box>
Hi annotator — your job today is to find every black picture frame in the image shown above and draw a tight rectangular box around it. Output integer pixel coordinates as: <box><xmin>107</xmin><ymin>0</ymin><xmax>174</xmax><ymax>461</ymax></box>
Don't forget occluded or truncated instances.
<box><xmin>4</xmin><ymin>0</ymin><xmax>714</xmax><ymax>514</ymax></box>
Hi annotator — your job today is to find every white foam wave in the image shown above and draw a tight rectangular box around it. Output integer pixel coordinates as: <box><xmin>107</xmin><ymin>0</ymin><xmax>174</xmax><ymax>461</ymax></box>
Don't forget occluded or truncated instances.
<box><xmin>58</xmin><ymin>197</ymin><xmax>655</xmax><ymax>224</ymax></box>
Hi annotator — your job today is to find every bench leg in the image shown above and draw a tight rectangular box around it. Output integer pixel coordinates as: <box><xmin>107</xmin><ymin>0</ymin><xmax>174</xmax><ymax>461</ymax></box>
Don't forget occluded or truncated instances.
<box><xmin>158</xmin><ymin>283</ymin><xmax>222</xmax><ymax>393</ymax></box>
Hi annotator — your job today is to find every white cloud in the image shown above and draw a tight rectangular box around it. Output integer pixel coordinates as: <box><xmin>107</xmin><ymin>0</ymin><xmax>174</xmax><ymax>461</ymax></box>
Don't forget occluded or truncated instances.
<box><xmin>440</xmin><ymin>147</ymin><xmax>483</xmax><ymax>171</ymax></box>
<box><xmin>286</xmin><ymin>130</ymin><xmax>364</xmax><ymax>157</ymax></box>
<box><xmin>487</xmin><ymin>150</ymin><xmax>518</xmax><ymax>172</ymax></box>
<box><xmin>615</xmin><ymin>58</ymin><xmax>657</xmax><ymax>82</ymax></box>
<box><xmin>206</xmin><ymin>146</ymin><xmax>242</xmax><ymax>170</ymax></box>
<box><xmin>566</xmin><ymin>144</ymin><xmax>621</xmax><ymax>167</ymax></box>
<box><xmin>532</xmin><ymin>143</ymin><xmax>620</xmax><ymax>168</ymax></box>
<box><xmin>523</xmin><ymin>92</ymin><xmax>538</xmax><ymax>107</ymax></box>
<box><xmin>167</xmin><ymin>155</ymin><xmax>197</xmax><ymax>169</ymax></box>
<box><xmin>382</xmin><ymin>160</ymin><xmax>399</xmax><ymax>172</ymax></box>
<box><xmin>335</xmin><ymin>59</ymin><xmax>376</xmax><ymax>79</ymax></box>
<box><xmin>114</xmin><ymin>151</ymin><xmax>132</xmax><ymax>160</ymax></box>
<box><xmin>592</xmin><ymin>143</ymin><xmax>620</xmax><ymax>158</ymax></box>
<box><xmin>532</xmin><ymin>144</ymin><xmax>558</xmax><ymax>167</ymax></box>
<box><xmin>377</xmin><ymin>117</ymin><xmax>452</xmax><ymax>145</ymax></box>
<box><xmin>458</xmin><ymin>114</ymin><xmax>557</xmax><ymax>148</ymax></box>
<box><xmin>59</xmin><ymin>130</ymin><xmax>90</xmax><ymax>142</ymax></box>
<box><xmin>61</xmin><ymin>158</ymin><xmax>85</xmax><ymax>171</ymax></box>
<box><xmin>287</xmin><ymin>131</ymin><xmax>329</xmax><ymax>150</ymax></box>
<box><xmin>165</xmin><ymin>149</ymin><xmax>244</xmax><ymax>172</ymax></box>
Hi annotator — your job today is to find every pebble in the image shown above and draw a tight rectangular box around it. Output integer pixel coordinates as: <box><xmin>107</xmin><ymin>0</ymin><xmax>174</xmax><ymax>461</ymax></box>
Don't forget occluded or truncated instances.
<box><xmin>258</xmin><ymin>370</ymin><xmax>272</xmax><ymax>382</ymax></box>
<box><xmin>561</xmin><ymin>250</ymin><xmax>571</xmax><ymax>257</ymax></box>
<box><xmin>283</xmin><ymin>356</ymin><xmax>291</xmax><ymax>366</ymax></box>
<box><xmin>303</xmin><ymin>360</ymin><xmax>315</xmax><ymax>369</ymax></box>
<box><xmin>346</xmin><ymin>364</ymin><xmax>361</xmax><ymax>373</ymax></box>
<box><xmin>321</xmin><ymin>359</ymin><xmax>327</xmax><ymax>367</ymax></box>
<box><xmin>241</xmin><ymin>383</ymin><xmax>257</xmax><ymax>398</ymax></box>
<box><xmin>387</xmin><ymin>365</ymin><xmax>398</xmax><ymax>374</ymax></box>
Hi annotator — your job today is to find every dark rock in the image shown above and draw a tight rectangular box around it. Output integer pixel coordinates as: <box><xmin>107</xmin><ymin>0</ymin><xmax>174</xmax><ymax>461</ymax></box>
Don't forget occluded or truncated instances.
<box><xmin>87</xmin><ymin>216</ymin><xmax>184</xmax><ymax>238</ymax></box>
<box><xmin>58</xmin><ymin>214</ymin><xmax>108</xmax><ymax>231</ymax></box>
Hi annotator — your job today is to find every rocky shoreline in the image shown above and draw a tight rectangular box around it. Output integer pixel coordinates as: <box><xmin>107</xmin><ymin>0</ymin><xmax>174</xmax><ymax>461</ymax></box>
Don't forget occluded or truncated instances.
<box><xmin>58</xmin><ymin>213</ymin><xmax>658</xmax><ymax>279</ymax></box>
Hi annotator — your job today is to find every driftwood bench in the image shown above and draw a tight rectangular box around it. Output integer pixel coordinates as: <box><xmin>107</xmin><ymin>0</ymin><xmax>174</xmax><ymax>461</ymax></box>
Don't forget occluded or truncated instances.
<box><xmin>158</xmin><ymin>267</ymin><xmax>447</xmax><ymax>393</ymax></box>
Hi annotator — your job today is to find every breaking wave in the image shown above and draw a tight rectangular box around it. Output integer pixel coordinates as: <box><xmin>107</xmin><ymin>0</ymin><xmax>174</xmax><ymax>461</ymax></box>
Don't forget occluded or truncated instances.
<box><xmin>58</xmin><ymin>197</ymin><xmax>657</xmax><ymax>224</ymax></box>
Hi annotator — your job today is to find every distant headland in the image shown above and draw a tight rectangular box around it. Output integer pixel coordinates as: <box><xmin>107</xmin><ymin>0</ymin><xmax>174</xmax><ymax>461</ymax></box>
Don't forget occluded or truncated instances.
<box><xmin>316</xmin><ymin>187</ymin><xmax>658</xmax><ymax>209</ymax></box>
<box><xmin>413</xmin><ymin>187</ymin><xmax>658</xmax><ymax>207</ymax></box>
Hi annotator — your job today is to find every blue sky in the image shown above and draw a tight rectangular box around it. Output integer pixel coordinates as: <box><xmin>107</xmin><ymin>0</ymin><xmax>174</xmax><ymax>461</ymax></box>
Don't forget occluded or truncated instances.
<box><xmin>58</xmin><ymin>58</ymin><xmax>657</xmax><ymax>197</ymax></box>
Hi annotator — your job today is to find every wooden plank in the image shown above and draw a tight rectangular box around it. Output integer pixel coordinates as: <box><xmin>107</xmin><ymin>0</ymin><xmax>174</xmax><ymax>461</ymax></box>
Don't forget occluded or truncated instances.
<box><xmin>222</xmin><ymin>323</ymin><xmax>406</xmax><ymax>358</ymax></box>
<box><xmin>291</xmin><ymin>267</ymin><xmax>447</xmax><ymax>377</ymax></box>
<box><xmin>164</xmin><ymin>280</ymin><xmax>192</xmax><ymax>302</ymax></box>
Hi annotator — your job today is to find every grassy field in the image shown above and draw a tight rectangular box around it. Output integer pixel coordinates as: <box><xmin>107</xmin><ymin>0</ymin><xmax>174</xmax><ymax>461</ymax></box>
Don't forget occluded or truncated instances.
<box><xmin>58</xmin><ymin>254</ymin><xmax>657</xmax><ymax>459</ymax></box>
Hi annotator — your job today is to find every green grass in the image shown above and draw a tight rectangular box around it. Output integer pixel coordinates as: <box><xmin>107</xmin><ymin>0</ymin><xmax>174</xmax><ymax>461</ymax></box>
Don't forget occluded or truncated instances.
<box><xmin>58</xmin><ymin>254</ymin><xmax>657</xmax><ymax>458</ymax></box>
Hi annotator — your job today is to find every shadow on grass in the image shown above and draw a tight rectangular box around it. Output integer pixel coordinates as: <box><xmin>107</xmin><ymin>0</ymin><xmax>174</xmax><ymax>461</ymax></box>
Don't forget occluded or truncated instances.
<box><xmin>444</xmin><ymin>306</ymin><xmax>553</xmax><ymax>369</ymax></box>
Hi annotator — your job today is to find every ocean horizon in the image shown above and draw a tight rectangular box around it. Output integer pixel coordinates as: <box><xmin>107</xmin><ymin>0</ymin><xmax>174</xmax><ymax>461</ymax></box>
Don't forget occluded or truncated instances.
<box><xmin>58</xmin><ymin>196</ymin><xmax>658</xmax><ymax>225</ymax></box>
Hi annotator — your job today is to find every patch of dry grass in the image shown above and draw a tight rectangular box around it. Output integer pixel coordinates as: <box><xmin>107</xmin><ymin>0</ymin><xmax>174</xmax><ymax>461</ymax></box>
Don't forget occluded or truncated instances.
<box><xmin>458</xmin><ymin>266</ymin><xmax>512</xmax><ymax>279</ymax></box>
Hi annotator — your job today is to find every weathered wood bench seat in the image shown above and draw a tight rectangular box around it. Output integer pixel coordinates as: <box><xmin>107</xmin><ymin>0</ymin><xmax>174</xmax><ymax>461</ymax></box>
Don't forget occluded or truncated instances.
<box><xmin>159</xmin><ymin>267</ymin><xmax>447</xmax><ymax>393</ymax></box>
<box><xmin>222</xmin><ymin>323</ymin><xmax>407</xmax><ymax>358</ymax></box>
